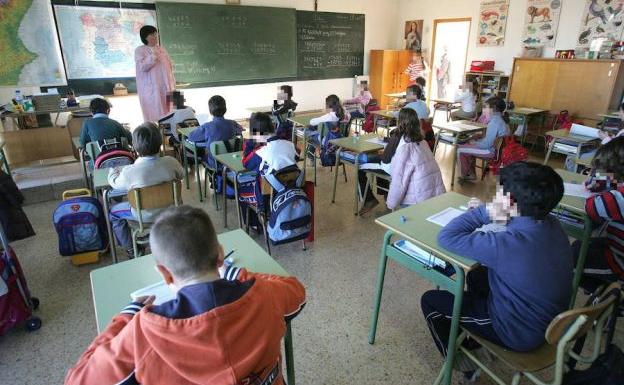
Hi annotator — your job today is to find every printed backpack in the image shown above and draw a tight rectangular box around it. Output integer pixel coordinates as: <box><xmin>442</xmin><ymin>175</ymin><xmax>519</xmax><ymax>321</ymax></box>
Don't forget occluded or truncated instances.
<box><xmin>265</xmin><ymin>170</ymin><xmax>312</xmax><ymax>245</ymax></box>
<box><xmin>489</xmin><ymin>136</ymin><xmax>528</xmax><ymax>175</ymax></box>
<box><xmin>53</xmin><ymin>197</ymin><xmax>108</xmax><ymax>256</ymax></box>
<box><xmin>93</xmin><ymin>138</ymin><xmax>135</xmax><ymax>169</ymax></box>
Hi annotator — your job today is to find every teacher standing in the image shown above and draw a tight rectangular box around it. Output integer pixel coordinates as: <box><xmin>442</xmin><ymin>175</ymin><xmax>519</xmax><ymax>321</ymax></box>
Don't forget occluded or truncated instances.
<box><xmin>135</xmin><ymin>25</ymin><xmax>176</xmax><ymax>122</ymax></box>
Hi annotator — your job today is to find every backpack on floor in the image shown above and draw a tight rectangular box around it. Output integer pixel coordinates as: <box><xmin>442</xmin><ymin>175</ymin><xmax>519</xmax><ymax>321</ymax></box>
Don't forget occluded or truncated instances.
<box><xmin>320</xmin><ymin>128</ymin><xmax>342</xmax><ymax>167</ymax></box>
<box><xmin>265</xmin><ymin>170</ymin><xmax>312</xmax><ymax>245</ymax></box>
<box><xmin>53</xmin><ymin>192</ymin><xmax>108</xmax><ymax>256</ymax></box>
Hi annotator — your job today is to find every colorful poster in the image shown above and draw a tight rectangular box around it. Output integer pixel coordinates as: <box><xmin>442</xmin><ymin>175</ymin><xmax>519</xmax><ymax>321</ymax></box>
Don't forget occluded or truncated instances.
<box><xmin>522</xmin><ymin>0</ymin><xmax>562</xmax><ymax>47</ymax></box>
<box><xmin>404</xmin><ymin>20</ymin><xmax>423</xmax><ymax>52</ymax></box>
<box><xmin>477</xmin><ymin>0</ymin><xmax>509</xmax><ymax>46</ymax></box>
<box><xmin>577</xmin><ymin>0</ymin><xmax>624</xmax><ymax>47</ymax></box>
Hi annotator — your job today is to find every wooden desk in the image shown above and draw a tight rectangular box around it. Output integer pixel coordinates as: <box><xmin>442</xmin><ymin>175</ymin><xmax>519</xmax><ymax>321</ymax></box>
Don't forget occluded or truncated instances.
<box><xmin>369</xmin><ymin>110</ymin><xmax>397</xmax><ymax>137</ymax></box>
<box><xmin>508</xmin><ymin>107</ymin><xmax>547</xmax><ymax>146</ymax></box>
<box><xmin>543</xmin><ymin>129</ymin><xmax>600</xmax><ymax>166</ymax></box>
<box><xmin>371</xmin><ymin>192</ymin><xmax>477</xmax><ymax>385</ymax></box>
<box><xmin>431</xmin><ymin>99</ymin><xmax>461</xmax><ymax>122</ymax></box>
<box><xmin>555</xmin><ymin>169</ymin><xmax>593</xmax><ymax>307</ymax></box>
<box><xmin>432</xmin><ymin>120</ymin><xmax>487</xmax><ymax>189</ymax></box>
<box><xmin>214</xmin><ymin>151</ymin><xmax>247</xmax><ymax>229</ymax></box>
<box><xmin>329</xmin><ymin>134</ymin><xmax>385</xmax><ymax>215</ymax></box>
<box><xmin>90</xmin><ymin>229</ymin><xmax>297</xmax><ymax>385</ymax></box>
<box><xmin>1</xmin><ymin>105</ymin><xmax>88</xmax><ymax>129</ymax></box>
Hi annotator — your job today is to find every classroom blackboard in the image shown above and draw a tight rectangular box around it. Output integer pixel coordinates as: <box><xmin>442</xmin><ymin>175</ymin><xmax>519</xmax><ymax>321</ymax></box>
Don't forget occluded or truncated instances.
<box><xmin>297</xmin><ymin>11</ymin><xmax>365</xmax><ymax>80</ymax></box>
<box><xmin>156</xmin><ymin>2</ymin><xmax>297</xmax><ymax>86</ymax></box>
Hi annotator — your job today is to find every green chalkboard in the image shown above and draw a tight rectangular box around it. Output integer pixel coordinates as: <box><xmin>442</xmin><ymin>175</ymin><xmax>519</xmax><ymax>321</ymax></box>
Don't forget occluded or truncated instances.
<box><xmin>156</xmin><ymin>2</ymin><xmax>297</xmax><ymax>86</ymax></box>
<box><xmin>297</xmin><ymin>11</ymin><xmax>365</xmax><ymax>80</ymax></box>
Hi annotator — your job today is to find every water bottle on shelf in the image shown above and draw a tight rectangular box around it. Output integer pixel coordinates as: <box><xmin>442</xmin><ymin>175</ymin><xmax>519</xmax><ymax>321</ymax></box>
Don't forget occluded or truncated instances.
<box><xmin>14</xmin><ymin>90</ymin><xmax>23</xmax><ymax>106</ymax></box>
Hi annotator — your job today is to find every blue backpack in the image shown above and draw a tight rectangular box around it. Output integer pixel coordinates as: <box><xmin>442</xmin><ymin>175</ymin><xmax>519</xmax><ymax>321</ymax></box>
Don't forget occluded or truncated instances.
<box><xmin>53</xmin><ymin>197</ymin><xmax>108</xmax><ymax>256</ymax></box>
<box><xmin>320</xmin><ymin>128</ymin><xmax>343</xmax><ymax>167</ymax></box>
<box><xmin>265</xmin><ymin>170</ymin><xmax>312</xmax><ymax>245</ymax></box>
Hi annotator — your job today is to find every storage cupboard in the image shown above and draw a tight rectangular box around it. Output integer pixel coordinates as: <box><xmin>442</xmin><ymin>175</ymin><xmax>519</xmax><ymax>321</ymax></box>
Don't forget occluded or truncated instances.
<box><xmin>369</xmin><ymin>50</ymin><xmax>413</xmax><ymax>108</ymax></box>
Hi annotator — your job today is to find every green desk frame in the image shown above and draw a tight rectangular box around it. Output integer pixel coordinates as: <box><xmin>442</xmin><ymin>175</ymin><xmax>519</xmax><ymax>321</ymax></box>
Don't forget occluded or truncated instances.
<box><xmin>177</xmin><ymin>126</ymin><xmax>204</xmax><ymax>202</ymax></box>
<box><xmin>214</xmin><ymin>151</ymin><xmax>247</xmax><ymax>229</ymax></box>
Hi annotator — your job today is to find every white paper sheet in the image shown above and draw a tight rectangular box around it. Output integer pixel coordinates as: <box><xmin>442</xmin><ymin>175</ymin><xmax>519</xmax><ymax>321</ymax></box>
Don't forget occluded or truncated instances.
<box><xmin>426</xmin><ymin>207</ymin><xmax>465</xmax><ymax>227</ymax></box>
<box><xmin>394</xmin><ymin>240</ymin><xmax>447</xmax><ymax>268</ymax></box>
<box><xmin>564</xmin><ymin>183</ymin><xmax>593</xmax><ymax>199</ymax></box>
<box><xmin>365</xmin><ymin>137</ymin><xmax>387</xmax><ymax>147</ymax></box>
<box><xmin>130</xmin><ymin>281</ymin><xmax>176</xmax><ymax>305</ymax></box>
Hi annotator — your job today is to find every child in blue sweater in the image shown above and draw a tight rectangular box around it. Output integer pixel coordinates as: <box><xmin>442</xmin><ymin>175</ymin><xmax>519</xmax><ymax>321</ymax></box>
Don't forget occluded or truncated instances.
<box><xmin>421</xmin><ymin>161</ymin><xmax>573</xmax><ymax>382</ymax></box>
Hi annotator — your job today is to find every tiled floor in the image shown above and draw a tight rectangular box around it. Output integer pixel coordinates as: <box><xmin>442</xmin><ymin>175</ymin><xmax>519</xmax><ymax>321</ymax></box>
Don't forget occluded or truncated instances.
<box><xmin>1</xmin><ymin>132</ymin><xmax>621</xmax><ymax>385</ymax></box>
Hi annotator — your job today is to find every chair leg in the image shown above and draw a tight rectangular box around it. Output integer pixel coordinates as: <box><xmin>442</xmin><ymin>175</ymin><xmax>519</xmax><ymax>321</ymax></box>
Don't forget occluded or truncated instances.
<box><xmin>342</xmin><ymin>163</ymin><xmax>347</xmax><ymax>183</ymax></box>
<box><xmin>262</xmin><ymin>216</ymin><xmax>271</xmax><ymax>255</ymax></box>
<box><xmin>481</xmin><ymin>159</ymin><xmax>488</xmax><ymax>180</ymax></box>
<box><xmin>302</xmin><ymin>239</ymin><xmax>306</xmax><ymax>251</ymax></box>
<box><xmin>313</xmin><ymin>155</ymin><xmax>317</xmax><ymax>186</ymax></box>
<box><xmin>132</xmin><ymin>229</ymin><xmax>139</xmax><ymax>259</ymax></box>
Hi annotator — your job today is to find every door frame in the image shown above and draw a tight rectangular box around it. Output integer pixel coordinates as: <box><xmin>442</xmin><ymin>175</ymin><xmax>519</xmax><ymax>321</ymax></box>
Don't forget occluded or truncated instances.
<box><xmin>428</xmin><ymin>17</ymin><xmax>472</xmax><ymax>102</ymax></box>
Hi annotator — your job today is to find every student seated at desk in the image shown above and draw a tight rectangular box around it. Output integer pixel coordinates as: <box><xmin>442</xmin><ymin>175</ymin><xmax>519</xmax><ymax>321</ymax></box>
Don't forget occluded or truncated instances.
<box><xmin>65</xmin><ymin>205</ymin><xmax>306</xmax><ymax>385</ymax></box>
<box><xmin>457</xmin><ymin>96</ymin><xmax>510</xmax><ymax>182</ymax></box>
<box><xmin>187</xmin><ymin>95</ymin><xmax>243</xmax><ymax>169</ymax></box>
<box><xmin>344</xmin><ymin>82</ymin><xmax>373</xmax><ymax>119</ymax></box>
<box><xmin>79</xmin><ymin>98</ymin><xmax>132</xmax><ymax>148</ymax></box>
<box><xmin>158</xmin><ymin>90</ymin><xmax>196</xmax><ymax>144</ymax></box>
<box><xmin>309</xmin><ymin>94</ymin><xmax>351</xmax><ymax>128</ymax></box>
<box><xmin>272</xmin><ymin>85</ymin><xmax>297</xmax><ymax>138</ymax></box>
<box><xmin>392</xmin><ymin>84</ymin><xmax>429</xmax><ymax>120</ymax></box>
<box><xmin>450</xmin><ymin>80</ymin><xmax>478</xmax><ymax>121</ymax></box>
<box><xmin>386</xmin><ymin>108</ymin><xmax>444</xmax><ymax>210</ymax></box>
<box><xmin>422</xmin><ymin>162</ymin><xmax>572</xmax><ymax>383</ymax></box>
<box><xmin>108</xmin><ymin>123</ymin><xmax>184</xmax><ymax>258</ymax></box>
<box><xmin>573</xmin><ymin>137</ymin><xmax>624</xmax><ymax>290</ymax></box>
<box><xmin>564</xmin><ymin>103</ymin><xmax>624</xmax><ymax>172</ymax></box>
<box><xmin>243</xmin><ymin>113</ymin><xmax>297</xmax><ymax>174</ymax></box>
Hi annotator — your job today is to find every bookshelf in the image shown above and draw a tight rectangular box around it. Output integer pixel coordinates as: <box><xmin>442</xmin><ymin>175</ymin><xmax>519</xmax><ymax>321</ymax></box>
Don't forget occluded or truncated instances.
<box><xmin>465</xmin><ymin>71</ymin><xmax>510</xmax><ymax>101</ymax></box>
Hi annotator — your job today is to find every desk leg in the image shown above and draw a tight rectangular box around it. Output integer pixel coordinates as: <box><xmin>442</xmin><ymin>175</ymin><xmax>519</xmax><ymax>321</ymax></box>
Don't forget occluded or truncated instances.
<box><xmin>435</xmin><ymin>265</ymin><xmax>465</xmax><ymax>385</ymax></box>
<box><xmin>223</xmin><ymin>166</ymin><xmax>228</xmax><ymax>228</ymax></box>
<box><xmin>79</xmin><ymin>148</ymin><xmax>88</xmax><ymax>189</ymax></box>
<box><xmin>234</xmin><ymin>171</ymin><xmax>242</xmax><ymax>228</ymax></box>
<box><xmin>433</xmin><ymin>132</ymin><xmax>441</xmax><ymax>156</ymax></box>
<box><xmin>302</xmin><ymin>131</ymin><xmax>307</xmax><ymax>182</ymax></box>
<box><xmin>193</xmin><ymin>145</ymin><xmax>203</xmax><ymax>202</ymax></box>
<box><xmin>182</xmin><ymin>139</ymin><xmax>190</xmax><ymax>190</ymax></box>
<box><xmin>284</xmin><ymin>322</ymin><xmax>295</xmax><ymax>385</ymax></box>
<box><xmin>353</xmin><ymin>154</ymin><xmax>360</xmax><ymax>215</ymax></box>
<box><xmin>544</xmin><ymin>138</ymin><xmax>556</xmax><ymax>165</ymax></box>
<box><xmin>102</xmin><ymin>189</ymin><xmax>118</xmax><ymax>264</ymax></box>
<box><xmin>570</xmin><ymin>215</ymin><xmax>592</xmax><ymax>308</ymax></box>
<box><xmin>373</xmin><ymin>114</ymin><xmax>379</xmax><ymax>136</ymax></box>
<box><xmin>369</xmin><ymin>231</ymin><xmax>392</xmax><ymax>344</ymax></box>
<box><xmin>450</xmin><ymin>141</ymin><xmax>459</xmax><ymax>190</ymax></box>
<box><xmin>331</xmin><ymin>147</ymin><xmax>342</xmax><ymax>203</ymax></box>
<box><xmin>520</xmin><ymin>116</ymin><xmax>528</xmax><ymax>146</ymax></box>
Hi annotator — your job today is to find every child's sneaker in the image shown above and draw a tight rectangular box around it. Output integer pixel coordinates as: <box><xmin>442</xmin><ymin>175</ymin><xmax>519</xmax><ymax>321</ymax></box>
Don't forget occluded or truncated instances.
<box><xmin>458</xmin><ymin>368</ymin><xmax>481</xmax><ymax>384</ymax></box>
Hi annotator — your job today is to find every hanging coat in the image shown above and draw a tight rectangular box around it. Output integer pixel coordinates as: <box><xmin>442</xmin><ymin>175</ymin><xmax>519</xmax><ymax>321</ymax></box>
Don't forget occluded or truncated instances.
<box><xmin>134</xmin><ymin>45</ymin><xmax>176</xmax><ymax>122</ymax></box>
<box><xmin>0</xmin><ymin>171</ymin><xmax>35</xmax><ymax>242</ymax></box>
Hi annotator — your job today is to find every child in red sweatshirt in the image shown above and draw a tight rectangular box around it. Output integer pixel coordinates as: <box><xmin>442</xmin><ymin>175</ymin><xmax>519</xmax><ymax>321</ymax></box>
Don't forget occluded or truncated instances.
<box><xmin>65</xmin><ymin>205</ymin><xmax>306</xmax><ymax>385</ymax></box>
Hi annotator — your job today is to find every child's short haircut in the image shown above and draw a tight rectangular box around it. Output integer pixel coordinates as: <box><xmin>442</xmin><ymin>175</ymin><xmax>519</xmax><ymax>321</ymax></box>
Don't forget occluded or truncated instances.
<box><xmin>592</xmin><ymin>136</ymin><xmax>624</xmax><ymax>179</ymax></box>
<box><xmin>133</xmin><ymin>122</ymin><xmax>162</xmax><ymax>156</ymax></box>
<box><xmin>89</xmin><ymin>98</ymin><xmax>111</xmax><ymax>115</ymax></box>
<box><xmin>415</xmin><ymin>77</ymin><xmax>426</xmax><ymax>87</ymax></box>
<box><xmin>407</xmin><ymin>84</ymin><xmax>423</xmax><ymax>100</ymax></box>
<box><xmin>249</xmin><ymin>112</ymin><xmax>274</xmax><ymax>134</ymax></box>
<box><xmin>209</xmin><ymin>95</ymin><xmax>227</xmax><ymax>117</ymax></box>
<box><xmin>499</xmin><ymin>161</ymin><xmax>563</xmax><ymax>220</ymax></box>
<box><xmin>150</xmin><ymin>206</ymin><xmax>219</xmax><ymax>281</ymax></box>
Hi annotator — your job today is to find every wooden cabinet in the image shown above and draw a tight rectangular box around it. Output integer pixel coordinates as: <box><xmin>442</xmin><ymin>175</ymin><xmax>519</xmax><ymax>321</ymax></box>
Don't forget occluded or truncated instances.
<box><xmin>509</xmin><ymin>58</ymin><xmax>624</xmax><ymax>123</ymax></box>
<box><xmin>369</xmin><ymin>50</ymin><xmax>413</xmax><ymax>108</ymax></box>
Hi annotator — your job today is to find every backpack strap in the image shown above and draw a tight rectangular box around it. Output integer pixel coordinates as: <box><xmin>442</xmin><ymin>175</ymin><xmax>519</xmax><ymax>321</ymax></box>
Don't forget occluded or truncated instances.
<box><xmin>264</xmin><ymin>173</ymin><xmax>286</xmax><ymax>193</ymax></box>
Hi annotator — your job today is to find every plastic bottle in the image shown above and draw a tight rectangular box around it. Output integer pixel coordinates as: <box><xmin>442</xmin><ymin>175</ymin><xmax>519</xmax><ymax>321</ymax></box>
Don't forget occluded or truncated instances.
<box><xmin>14</xmin><ymin>90</ymin><xmax>23</xmax><ymax>105</ymax></box>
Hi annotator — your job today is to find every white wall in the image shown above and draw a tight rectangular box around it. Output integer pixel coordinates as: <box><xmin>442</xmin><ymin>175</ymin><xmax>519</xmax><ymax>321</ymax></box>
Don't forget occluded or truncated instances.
<box><xmin>397</xmin><ymin>0</ymin><xmax>588</xmax><ymax>75</ymax></box>
<box><xmin>1</xmin><ymin>0</ymin><xmax>400</xmax><ymax>128</ymax></box>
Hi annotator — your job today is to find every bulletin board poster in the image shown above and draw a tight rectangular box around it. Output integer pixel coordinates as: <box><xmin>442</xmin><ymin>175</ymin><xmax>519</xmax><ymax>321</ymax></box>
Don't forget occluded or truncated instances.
<box><xmin>477</xmin><ymin>0</ymin><xmax>509</xmax><ymax>46</ymax></box>
<box><xmin>522</xmin><ymin>0</ymin><xmax>562</xmax><ymax>47</ymax></box>
<box><xmin>577</xmin><ymin>0</ymin><xmax>624</xmax><ymax>47</ymax></box>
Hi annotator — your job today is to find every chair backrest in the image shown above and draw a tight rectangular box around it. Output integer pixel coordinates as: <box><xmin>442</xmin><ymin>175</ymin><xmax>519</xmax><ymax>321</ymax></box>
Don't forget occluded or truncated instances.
<box><xmin>210</xmin><ymin>136</ymin><xmax>243</xmax><ymax>157</ymax></box>
<box><xmin>545</xmin><ymin>282</ymin><xmax>620</xmax><ymax>345</ymax></box>
<box><xmin>128</xmin><ymin>180</ymin><xmax>182</xmax><ymax>217</ymax></box>
<box><xmin>493</xmin><ymin>135</ymin><xmax>506</xmax><ymax>160</ymax></box>
<box><xmin>178</xmin><ymin>118</ymin><xmax>200</xmax><ymax>128</ymax></box>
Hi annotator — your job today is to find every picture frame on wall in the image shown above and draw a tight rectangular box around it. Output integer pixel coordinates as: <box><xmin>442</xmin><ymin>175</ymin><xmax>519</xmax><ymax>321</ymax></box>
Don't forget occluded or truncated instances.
<box><xmin>404</xmin><ymin>20</ymin><xmax>423</xmax><ymax>52</ymax></box>
<box><xmin>522</xmin><ymin>0</ymin><xmax>562</xmax><ymax>47</ymax></box>
<box><xmin>577</xmin><ymin>0</ymin><xmax>624</xmax><ymax>47</ymax></box>
<box><xmin>477</xmin><ymin>0</ymin><xmax>509</xmax><ymax>46</ymax></box>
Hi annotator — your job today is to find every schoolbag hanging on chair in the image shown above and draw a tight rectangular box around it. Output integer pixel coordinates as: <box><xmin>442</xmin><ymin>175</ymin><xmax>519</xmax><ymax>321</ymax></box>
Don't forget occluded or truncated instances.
<box><xmin>489</xmin><ymin>136</ymin><xmax>528</xmax><ymax>175</ymax></box>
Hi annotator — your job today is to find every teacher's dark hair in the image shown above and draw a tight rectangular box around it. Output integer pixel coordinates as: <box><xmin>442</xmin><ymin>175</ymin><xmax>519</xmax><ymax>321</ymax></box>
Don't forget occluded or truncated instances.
<box><xmin>140</xmin><ymin>25</ymin><xmax>157</xmax><ymax>45</ymax></box>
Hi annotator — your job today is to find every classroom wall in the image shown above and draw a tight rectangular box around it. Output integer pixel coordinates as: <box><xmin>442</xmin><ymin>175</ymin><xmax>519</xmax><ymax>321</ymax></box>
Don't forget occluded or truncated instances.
<box><xmin>1</xmin><ymin>0</ymin><xmax>401</xmax><ymax>128</ymax></box>
<box><xmin>397</xmin><ymin>0</ymin><xmax>588</xmax><ymax>75</ymax></box>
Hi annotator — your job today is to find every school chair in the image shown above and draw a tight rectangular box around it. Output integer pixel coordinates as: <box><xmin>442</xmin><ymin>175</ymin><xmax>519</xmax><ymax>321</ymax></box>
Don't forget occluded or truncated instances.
<box><xmin>361</xmin><ymin>170</ymin><xmax>390</xmax><ymax>212</ymax></box>
<box><xmin>439</xmin><ymin>282</ymin><xmax>621</xmax><ymax>385</ymax></box>
<box><xmin>245</xmin><ymin>166</ymin><xmax>305</xmax><ymax>255</ymax></box>
<box><xmin>204</xmin><ymin>137</ymin><xmax>243</xmax><ymax>210</ymax></box>
<box><xmin>474</xmin><ymin>135</ymin><xmax>506</xmax><ymax>180</ymax></box>
<box><xmin>306</xmin><ymin>122</ymin><xmax>347</xmax><ymax>186</ymax></box>
<box><xmin>350</xmin><ymin>117</ymin><xmax>364</xmax><ymax>136</ymax></box>
<box><xmin>127</xmin><ymin>180</ymin><xmax>182</xmax><ymax>258</ymax></box>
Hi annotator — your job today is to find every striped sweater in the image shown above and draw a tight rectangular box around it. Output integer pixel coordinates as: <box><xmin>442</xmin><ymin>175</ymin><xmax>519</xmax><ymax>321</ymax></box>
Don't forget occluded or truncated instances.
<box><xmin>585</xmin><ymin>183</ymin><xmax>624</xmax><ymax>279</ymax></box>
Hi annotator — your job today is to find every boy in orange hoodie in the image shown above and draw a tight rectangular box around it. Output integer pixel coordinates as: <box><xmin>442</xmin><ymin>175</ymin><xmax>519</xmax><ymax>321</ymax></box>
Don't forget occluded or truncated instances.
<box><xmin>65</xmin><ymin>206</ymin><xmax>306</xmax><ymax>385</ymax></box>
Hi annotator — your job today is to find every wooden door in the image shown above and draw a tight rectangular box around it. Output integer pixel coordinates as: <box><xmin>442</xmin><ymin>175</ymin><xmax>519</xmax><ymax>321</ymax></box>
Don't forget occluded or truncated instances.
<box><xmin>509</xmin><ymin>58</ymin><xmax>559</xmax><ymax>109</ymax></box>
<box><xmin>396</xmin><ymin>50</ymin><xmax>413</xmax><ymax>92</ymax></box>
